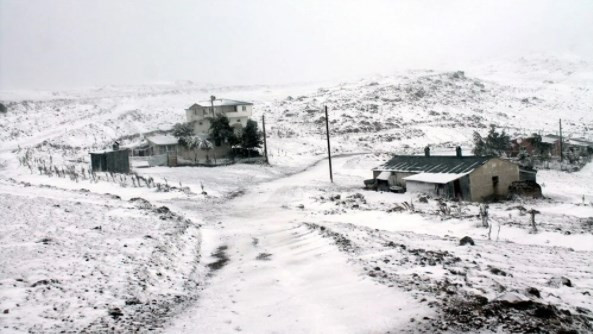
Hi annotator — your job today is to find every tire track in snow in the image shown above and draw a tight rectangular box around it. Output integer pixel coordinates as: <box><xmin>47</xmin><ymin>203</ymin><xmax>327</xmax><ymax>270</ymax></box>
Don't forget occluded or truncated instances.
<box><xmin>163</xmin><ymin>156</ymin><xmax>430</xmax><ymax>333</ymax></box>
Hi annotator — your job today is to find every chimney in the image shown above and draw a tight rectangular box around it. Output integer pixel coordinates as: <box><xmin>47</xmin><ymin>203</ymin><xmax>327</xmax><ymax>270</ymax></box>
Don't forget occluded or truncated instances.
<box><xmin>456</xmin><ymin>146</ymin><xmax>462</xmax><ymax>157</ymax></box>
<box><xmin>424</xmin><ymin>146</ymin><xmax>430</xmax><ymax>157</ymax></box>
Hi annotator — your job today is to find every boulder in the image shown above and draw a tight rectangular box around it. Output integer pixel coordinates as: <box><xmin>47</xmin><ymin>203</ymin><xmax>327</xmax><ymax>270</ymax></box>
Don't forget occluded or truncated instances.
<box><xmin>547</xmin><ymin>276</ymin><xmax>573</xmax><ymax>288</ymax></box>
<box><xmin>459</xmin><ymin>236</ymin><xmax>475</xmax><ymax>246</ymax></box>
<box><xmin>526</xmin><ymin>287</ymin><xmax>541</xmax><ymax>298</ymax></box>
<box><xmin>496</xmin><ymin>292</ymin><xmax>534</xmax><ymax>309</ymax></box>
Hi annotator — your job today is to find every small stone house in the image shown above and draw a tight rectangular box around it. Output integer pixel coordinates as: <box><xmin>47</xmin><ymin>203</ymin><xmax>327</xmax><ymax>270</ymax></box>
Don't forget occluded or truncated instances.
<box><xmin>371</xmin><ymin>147</ymin><xmax>520</xmax><ymax>202</ymax></box>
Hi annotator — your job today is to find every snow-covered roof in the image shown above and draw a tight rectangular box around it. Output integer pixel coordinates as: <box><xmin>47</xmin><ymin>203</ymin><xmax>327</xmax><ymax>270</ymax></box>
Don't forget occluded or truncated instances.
<box><xmin>145</xmin><ymin>135</ymin><xmax>179</xmax><ymax>146</ymax></box>
<box><xmin>192</xmin><ymin>99</ymin><xmax>253</xmax><ymax>108</ymax></box>
<box><xmin>541</xmin><ymin>135</ymin><xmax>560</xmax><ymax>144</ymax></box>
<box><xmin>541</xmin><ymin>138</ymin><xmax>558</xmax><ymax>144</ymax></box>
<box><xmin>567</xmin><ymin>139</ymin><xmax>593</xmax><ymax>147</ymax></box>
<box><xmin>403</xmin><ymin>172</ymin><xmax>468</xmax><ymax>184</ymax></box>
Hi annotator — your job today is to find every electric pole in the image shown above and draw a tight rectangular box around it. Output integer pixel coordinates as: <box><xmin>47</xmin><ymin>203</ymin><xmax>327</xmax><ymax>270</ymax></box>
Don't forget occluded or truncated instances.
<box><xmin>324</xmin><ymin>105</ymin><xmax>333</xmax><ymax>183</ymax></box>
<box><xmin>210</xmin><ymin>95</ymin><xmax>216</xmax><ymax>118</ymax></box>
<box><xmin>559</xmin><ymin>118</ymin><xmax>563</xmax><ymax>162</ymax></box>
<box><xmin>262</xmin><ymin>115</ymin><xmax>268</xmax><ymax>164</ymax></box>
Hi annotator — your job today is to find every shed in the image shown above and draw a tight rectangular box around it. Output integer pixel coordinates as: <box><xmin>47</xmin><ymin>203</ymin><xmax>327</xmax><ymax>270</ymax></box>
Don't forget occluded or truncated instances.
<box><xmin>145</xmin><ymin>135</ymin><xmax>179</xmax><ymax>155</ymax></box>
<box><xmin>90</xmin><ymin>149</ymin><xmax>130</xmax><ymax>173</ymax></box>
<box><xmin>371</xmin><ymin>148</ymin><xmax>522</xmax><ymax>201</ymax></box>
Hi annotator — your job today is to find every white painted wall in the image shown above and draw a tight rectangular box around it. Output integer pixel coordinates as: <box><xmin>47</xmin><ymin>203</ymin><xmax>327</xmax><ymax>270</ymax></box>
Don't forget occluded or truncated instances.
<box><xmin>406</xmin><ymin>181</ymin><xmax>439</xmax><ymax>196</ymax></box>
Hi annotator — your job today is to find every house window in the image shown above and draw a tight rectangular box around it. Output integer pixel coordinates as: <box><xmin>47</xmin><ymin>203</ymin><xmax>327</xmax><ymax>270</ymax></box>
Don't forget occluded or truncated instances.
<box><xmin>492</xmin><ymin>176</ymin><xmax>499</xmax><ymax>187</ymax></box>
<box><xmin>235</xmin><ymin>106</ymin><xmax>239</xmax><ymax>112</ymax></box>
<box><xmin>237</xmin><ymin>119</ymin><xmax>241</xmax><ymax>122</ymax></box>
<box><xmin>242</xmin><ymin>105</ymin><xmax>247</xmax><ymax>111</ymax></box>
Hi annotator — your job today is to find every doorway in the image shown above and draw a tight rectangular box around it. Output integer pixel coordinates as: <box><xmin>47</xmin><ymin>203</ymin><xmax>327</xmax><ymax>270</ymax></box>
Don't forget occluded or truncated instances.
<box><xmin>453</xmin><ymin>179</ymin><xmax>462</xmax><ymax>199</ymax></box>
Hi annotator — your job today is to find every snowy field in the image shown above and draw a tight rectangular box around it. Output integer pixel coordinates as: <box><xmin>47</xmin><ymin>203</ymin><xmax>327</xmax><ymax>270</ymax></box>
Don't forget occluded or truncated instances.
<box><xmin>0</xmin><ymin>179</ymin><xmax>202</xmax><ymax>333</ymax></box>
<box><xmin>1</xmin><ymin>56</ymin><xmax>593</xmax><ymax>333</ymax></box>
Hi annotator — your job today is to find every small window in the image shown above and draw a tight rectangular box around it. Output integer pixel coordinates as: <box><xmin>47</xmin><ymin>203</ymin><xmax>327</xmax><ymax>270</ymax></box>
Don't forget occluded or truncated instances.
<box><xmin>237</xmin><ymin>119</ymin><xmax>241</xmax><ymax>122</ymax></box>
<box><xmin>242</xmin><ymin>105</ymin><xmax>247</xmax><ymax>111</ymax></box>
<box><xmin>492</xmin><ymin>176</ymin><xmax>499</xmax><ymax>187</ymax></box>
<box><xmin>235</xmin><ymin>106</ymin><xmax>239</xmax><ymax>112</ymax></box>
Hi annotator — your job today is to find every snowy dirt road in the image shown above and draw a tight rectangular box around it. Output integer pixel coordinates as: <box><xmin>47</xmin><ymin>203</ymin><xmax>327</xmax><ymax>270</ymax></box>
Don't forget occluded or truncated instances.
<box><xmin>164</xmin><ymin>157</ymin><xmax>430</xmax><ymax>334</ymax></box>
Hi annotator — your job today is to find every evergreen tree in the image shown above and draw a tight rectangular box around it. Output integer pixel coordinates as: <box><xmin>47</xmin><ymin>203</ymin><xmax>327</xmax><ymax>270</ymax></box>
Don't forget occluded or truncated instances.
<box><xmin>209</xmin><ymin>115</ymin><xmax>237</xmax><ymax>147</ymax></box>
<box><xmin>472</xmin><ymin>131</ymin><xmax>487</xmax><ymax>156</ymax></box>
<box><xmin>472</xmin><ymin>125</ymin><xmax>511</xmax><ymax>156</ymax></box>
<box><xmin>241</xmin><ymin>119</ymin><xmax>262</xmax><ymax>150</ymax></box>
<box><xmin>172</xmin><ymin>123</ymin><xmax>195</xmax><ymax>147</ymax></box>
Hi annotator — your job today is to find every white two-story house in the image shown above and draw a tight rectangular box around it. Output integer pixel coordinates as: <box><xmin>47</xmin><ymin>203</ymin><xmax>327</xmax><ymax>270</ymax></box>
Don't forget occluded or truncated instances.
<box><xmin>186</xmin><ymin>98</ymin><xmax>253</xmax><ymax>135</ymax></box>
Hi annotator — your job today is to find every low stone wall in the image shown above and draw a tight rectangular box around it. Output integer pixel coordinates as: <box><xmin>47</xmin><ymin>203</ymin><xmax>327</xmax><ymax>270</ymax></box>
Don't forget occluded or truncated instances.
<box><xmin>177</xmin><ymin>145</ymin><xmax>232</xmax><ymax>164</ymax></box>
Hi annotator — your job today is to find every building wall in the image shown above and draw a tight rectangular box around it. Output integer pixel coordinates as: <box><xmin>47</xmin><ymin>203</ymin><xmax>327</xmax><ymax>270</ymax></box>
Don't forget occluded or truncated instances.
<box><xmin>394</xmin><ymin>172</ymin><xmax>416</xmax><ymax>187</ymax></box>
<box><xmin>228</xmin><ymin>116</ymin><xmax>249</xmax><ymax>128</ymax></box>
<box><xmin>469</xmin><ymin>158</ymin><xmax>519</xmax><ymax>201</ymax></box>
<box><xmin>90</xmin><ymin>150</ymin><xmax>130</xmax><ymax>173</ymax></box>
<box><xmin>372</xmin><ymin>171</ymin><xmax>417</xmax><ymax>187</ymax></box>
<box><xmin>407</xmin><ymin>181</ymin><xmax>465</xmax><ymax>199</ymax></box>
<box><xmin>149</xmin><ymin>144</ymin><xmax>178</xmax><ymax>155</ymax></box>
<box><xmin>407</xmin><ymin>181</ymin><xmax>440</xmax><ymax>196</ymax></box>
<box><xmin>192</xmin><ymin>119</ymin><xmax>211</xmax><ymax>135</ymax></box>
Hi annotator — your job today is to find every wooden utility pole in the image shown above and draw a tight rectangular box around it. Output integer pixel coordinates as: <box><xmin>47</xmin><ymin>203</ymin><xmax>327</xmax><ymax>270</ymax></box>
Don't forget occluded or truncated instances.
<box><xmin>559</xmin><ymin>118</ymin><xmax>563</xmax><ymax>162</ymax></box>
<box><xmin>210</xmin><ymin>95</ymin><xmax>216</xmax><ymax>118</ymax></box>
<box><xmin>324</xmin><ymin>105</ymin><xmax>333</xmax><ymax>183</ymax></box>
<box><xmin>262</xmin><ymin>115</ymin><xmax>268</xmax><ymax>164</ymax></box>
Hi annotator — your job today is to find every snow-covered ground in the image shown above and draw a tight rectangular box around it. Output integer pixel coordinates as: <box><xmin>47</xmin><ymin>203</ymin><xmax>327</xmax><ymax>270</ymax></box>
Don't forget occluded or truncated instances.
<box><xmin>1</xmin><ymin>56</ymin><xmax>593</xmax><ymax>333</ymax></box>
<box><xmin>0</xmin><ymin>179</ymin><xmax>202</xmax><ymax>333</ymax></box>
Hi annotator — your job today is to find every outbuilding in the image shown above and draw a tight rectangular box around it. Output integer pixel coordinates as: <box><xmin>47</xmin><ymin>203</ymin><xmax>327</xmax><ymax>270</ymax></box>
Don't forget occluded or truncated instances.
<box><xmin>90</xmin><ymin>149</ymin><xmax>130</xmax><ymax>173</ymax></box>
<box><xmin>371</xmin><ymin>147</ymin><xmax>520</xmax><ymax>202</ymax></box>
<box><xmin>145</xmin><ymin>135</ymin><xmax>179</xmax><ymax>155</ymax></box>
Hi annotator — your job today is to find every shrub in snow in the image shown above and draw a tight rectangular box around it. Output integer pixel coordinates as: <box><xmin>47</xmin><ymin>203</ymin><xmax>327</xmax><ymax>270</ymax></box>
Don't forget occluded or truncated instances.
<box><xmin>459</xmin><ymin>236</ymin><xmax>474</xmax><ymax>246</ymax></box>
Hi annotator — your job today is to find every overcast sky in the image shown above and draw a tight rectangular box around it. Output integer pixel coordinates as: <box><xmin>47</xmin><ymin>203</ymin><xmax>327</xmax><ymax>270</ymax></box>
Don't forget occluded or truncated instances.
<box><xmin>1</xmin><ymin>0</ymin><xmax>592</xmax><ymax>90</ymax></box>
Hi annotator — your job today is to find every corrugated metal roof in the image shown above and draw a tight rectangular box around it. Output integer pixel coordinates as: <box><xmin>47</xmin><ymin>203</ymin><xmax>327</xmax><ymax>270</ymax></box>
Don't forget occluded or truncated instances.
<box><xmin>403</xmin><ymin>172</ymin><xmax>468</xmax><ymax>184</ymax></box>
<box><xmin>374</xmin><ymin>155</ymin><xmax>491</xmax><ymax>174</ymax></box>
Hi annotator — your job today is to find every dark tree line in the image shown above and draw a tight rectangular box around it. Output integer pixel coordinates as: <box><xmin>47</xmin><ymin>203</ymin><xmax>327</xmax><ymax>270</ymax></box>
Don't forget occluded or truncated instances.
<box><xmin>173</xmin><ymin>115</ymin><xmax>262</xmax><ymax>152</ymax></box>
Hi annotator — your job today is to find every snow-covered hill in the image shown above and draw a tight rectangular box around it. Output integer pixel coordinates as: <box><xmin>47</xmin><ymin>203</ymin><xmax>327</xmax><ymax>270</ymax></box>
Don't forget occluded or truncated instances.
<box><xmin>1</xmin><ymin>56</ymin><xmax>591</xmax><ymax>166</ymax></box>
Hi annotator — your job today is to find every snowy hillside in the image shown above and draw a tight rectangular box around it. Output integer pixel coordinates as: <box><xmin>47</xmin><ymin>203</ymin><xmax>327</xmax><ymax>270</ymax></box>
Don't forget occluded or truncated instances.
<box><xmin>2</xmin><ymin>56</ymin><xmax>591</xmax><ymax>169</ymax></box>
<box><xmin>1</xmin><ymin>56</ymin><xmax>593</xmax><ymax>333</ymax></box>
